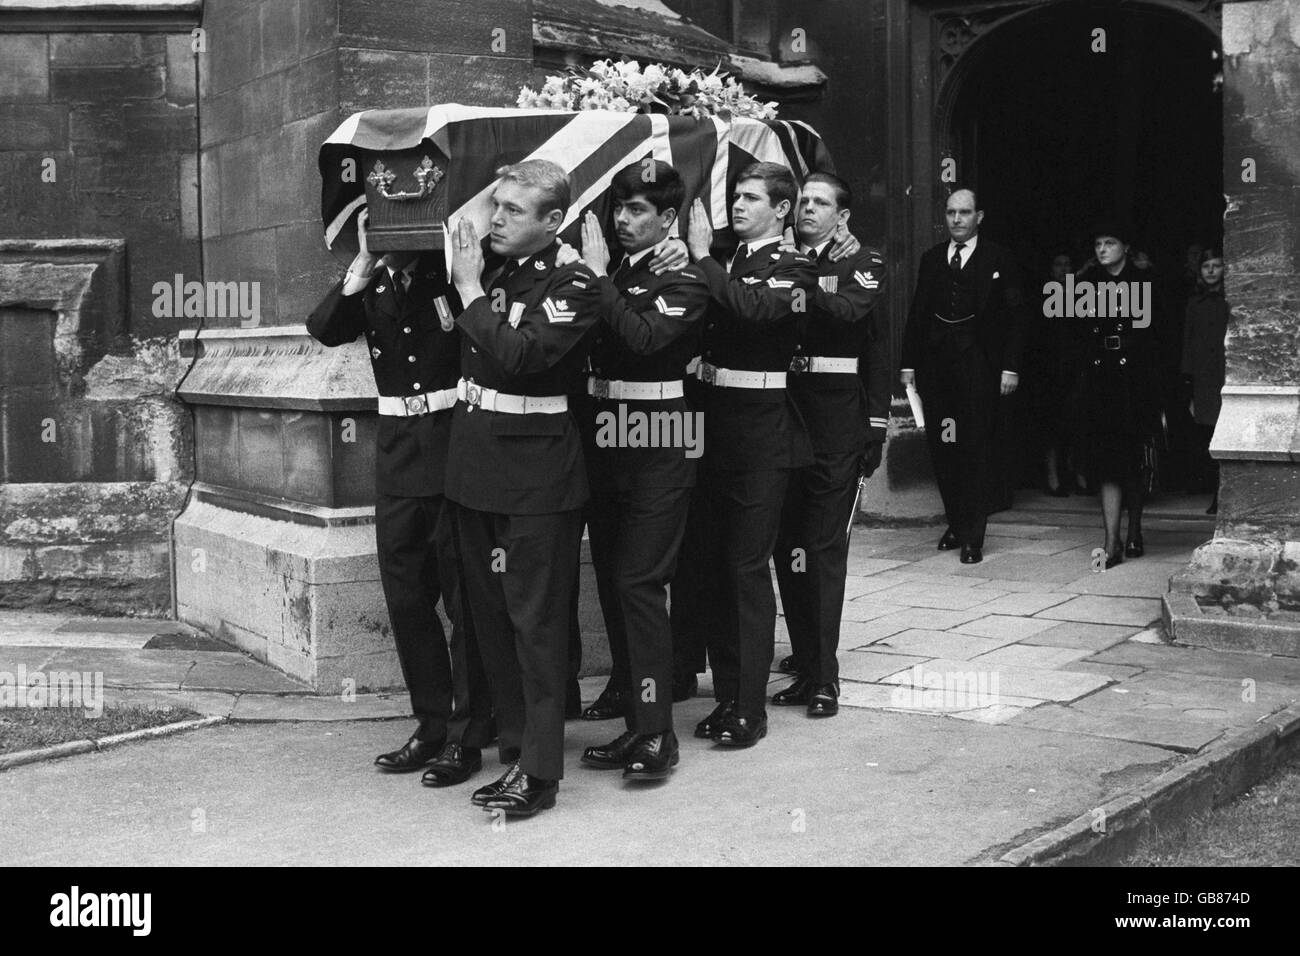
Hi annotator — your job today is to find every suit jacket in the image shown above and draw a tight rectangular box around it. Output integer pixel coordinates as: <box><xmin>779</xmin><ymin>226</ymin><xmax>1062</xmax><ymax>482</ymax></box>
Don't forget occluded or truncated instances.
<box><xmin>693</xmin><ymin>241</ymin><xmax>818</xmax><ymax>471</ymax></box>
<box><xmin>901</xmin><ymin>236</ymin><xmax>1028</xmax><ymax>378</ymax></box>
<box><xmin>305</xmin><ymin>259</ymin><xmax>460</xmax><ymax>498</ymax></box>
<box><xmin>790</xmin><ymin>244</ymin><xmax>890</xmax><ymax>452</ymax></box>
<box><xmin>444</xmin><ymin>241</ymin><xmax>601</xmax><ymax>515</ymax></box>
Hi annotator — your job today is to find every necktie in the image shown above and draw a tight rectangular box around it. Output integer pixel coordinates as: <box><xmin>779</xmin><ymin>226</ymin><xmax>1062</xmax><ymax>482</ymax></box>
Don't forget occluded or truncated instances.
<box><xmin>612</xmin><ymin>256</ymin><xmax>632</xmax><ymax>282</ymax></box>
<box><xmin>730</xmin><ymin>243</ymin><xmax>748</xmax><ymax>275</ymax></box>
<box><xmin>950</xmin><ymin>243</ymin><xmax>965</xmax><ymax>272</ymax></box>
<box><xmin>392</xmin><ymin>271</ymin><xmax>409</xmax><ymax>308</ymax></box>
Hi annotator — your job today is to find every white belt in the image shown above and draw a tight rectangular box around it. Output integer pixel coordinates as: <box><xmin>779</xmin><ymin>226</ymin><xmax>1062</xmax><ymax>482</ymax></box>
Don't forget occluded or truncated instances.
<box><xmin>587</xmin><ymin>377</ymin><xmax>684</xmax><ymax>400</ymax></box>
<box><xmin>696</xmin><ymin>361</ymin><xmax>787</xmax><ymax>389</ymax></box>
<box><xmin>456</xmin><ymin>378</ymin><xmax>567</xmax><ymax>414</ymax></box>
<box><xmin>789</xmin><ymin>355</ymin><xmax>858</xmax><ymax>374</ymax></box>
<box><xmin>377</xmin><ymin>388</ymin><xmax>458</xmax><ymax>417</ymax></box>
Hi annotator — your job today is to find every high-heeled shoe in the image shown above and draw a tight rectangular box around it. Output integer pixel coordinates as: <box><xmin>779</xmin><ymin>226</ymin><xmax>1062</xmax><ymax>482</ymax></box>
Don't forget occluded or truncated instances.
<box><xmin>1105</xmin><ymin>549</ymin><xmax>1124</xmax><ymax>569</ymax></box>
<box><xmin>1124</xmin><ymin>534</ymin><xmax>1144</xmax><ymax>559</ymax></box>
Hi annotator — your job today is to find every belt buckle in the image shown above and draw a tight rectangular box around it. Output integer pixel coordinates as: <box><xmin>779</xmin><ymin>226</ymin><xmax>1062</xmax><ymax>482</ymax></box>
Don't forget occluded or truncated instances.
<box><xmin>592</xmin><ymin>378</ymin><xmax>610</xmax><ymax>400</ymax></box>
<box><xmin>789</xmin><ymin>355</ymin><xmax>809</xmax><ymax>374</ymax></box>
<box><xmin>700</xmin><ymin>363</ymin><xmax>717</xmax><ymax>385</ymax></box>
<box><xmin>465</xmin><ymin>382</ymin><xmax>482</xmax><ymax>407</ymax></box>
<box><xmin>1103</xmin><ymin>335</ymin><xmax>1121</xmax><ymax>351</ymax></box>
<box><xmin>404</xmin><ymin>394</ymin><xmax>428</xmax><ymax>415</ymax></box>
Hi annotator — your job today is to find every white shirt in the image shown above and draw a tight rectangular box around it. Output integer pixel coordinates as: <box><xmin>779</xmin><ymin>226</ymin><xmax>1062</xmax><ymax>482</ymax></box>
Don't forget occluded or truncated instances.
<box><xmin>728</xmin><ymin>233</ymin><xmax>783</xmax><ymax>271</ymax></box>
<box><xmin>801</xmin><ymin>238</ymin><xmax>833</xmax><ymax>259</ymax></box>
<box><xmin>947</xmin><ymin>233</ymin><xmax>978</xmax><ymax>269</ymax></box>
<box><xmin>614</xmin><ymin>246</ymin><xmax>656</xmax><ymax>274</ymax></box>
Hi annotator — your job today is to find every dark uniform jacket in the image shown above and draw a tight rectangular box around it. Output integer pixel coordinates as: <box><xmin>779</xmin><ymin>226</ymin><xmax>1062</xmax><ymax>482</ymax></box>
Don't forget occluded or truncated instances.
<box><xmin>694</xmin><ymin>240</ymin><xmax>818</xmax><ymax>471</ymax></box>
<box><xmin>306</xmin><ymin>259</ymin><xmax>460</xmax><ymax>498</ymax></box>
<box><xmin>790</xmin><ymin>243</ymin><xmax>890</xmax><ymax>453</ymax></box>
<box><xmin>1180</xmin><ymin>286</ymin><xmax>1229</xmax><ymax>427</ymax></box>
<box><xmin>584</xmin><ymin>251</ymin><xmax>711</xmax><ymax>489</ymax></box>
<box><xmin>1077</xmin><ymin>258</ymin><xmax>1162</xmax><ymax>439</ymax></box>
<box><xmin>444</xmin><ymin>241</ymin><xmax>602</xmax><ymax>515</ymax></box>
<box><xmin>901</xmin><ymin>236</ymin><xmax>1028</xmax><ymax>377</ymax></box>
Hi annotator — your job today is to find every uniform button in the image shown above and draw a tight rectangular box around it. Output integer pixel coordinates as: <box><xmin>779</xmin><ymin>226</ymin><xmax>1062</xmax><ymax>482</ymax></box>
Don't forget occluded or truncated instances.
<box><xmin>470</xmin><ymin>346</ymin><xmax>478</xmax><ymax>354</ymax></box>
<box><xmin>1092</xmin><ymin>326</ymin><xmax>1100</xmax><ymax>334</ymax></box>
<box><xmin>403</xmin><ymin>326</ymin><xmax>412</xmax><ymax>334</ymax></box>
<box><xmin>413</xmin><ymin>382</ymin><xmax>421</xmax><ymax>390</ymax></box>
<box><xmin>408</xmin><ymin>355</ymin><xmax>416</xmax><ymax>363</ymax></box>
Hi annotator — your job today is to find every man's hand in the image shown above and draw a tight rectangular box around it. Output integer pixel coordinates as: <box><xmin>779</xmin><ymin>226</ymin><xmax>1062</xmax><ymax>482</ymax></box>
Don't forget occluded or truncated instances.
<box><xmin>828</xmin><ymin>225</ymin><xmax>860</xmax><ymax>262</ymax></box>
<box><xmin>779</xmin><ymin>225</ymin><xmax>797</xmax><ymax>252</ymax></box>
<box><xmin>648</xmin><ymin>236</ymin><xmax>688</xmax><ymax>274</ymax></box>
<box><xmin>347</xmin><ymin>209</ymin><xmax>379</xmax><ymax>276</ymax></box>
<box><xmin>860</xmin><ymin>441</ymin><xmax>883</xmax><ymax>478</ymax></box>
<box><xmin>556</xmin><ymin>240</ymin><xmax>581</xmax><ymax>266</ymax></box>
<box><xmin>450</xmin><ymin>219</ymin><xmax>486</xmax><ymax>305</ymax></box>
<box><xmin>900</xmin><ymin>369</ymin><xmax>916</xmax><ymax>388</ymax></box>
<box><xmin>1000</xmin><ymin>371</ymin><xmax>1019</xmax><ymax>396</ymax></box>
<box><xmin>580</xmin><ymin>212</ymin><xmax>610</xmax><ymax>276</ymax></box>
<box><xmin>687</xmin><ymin>198</ymin><xmax>713</xmax><ymax>261</ymax></box>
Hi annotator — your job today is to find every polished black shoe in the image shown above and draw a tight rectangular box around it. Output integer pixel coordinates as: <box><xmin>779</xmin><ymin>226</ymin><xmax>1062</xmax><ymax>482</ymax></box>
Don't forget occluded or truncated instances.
<box><xmin>672</xmin><ymin>672</ymin><xmax>698</xmax><ymax>702</ymax></box>
<box><xmin>470</xmin><ymin>761</ymin><xmax>522</xmax><ymax>807</ymax></box>
<box><xmin>421</xmin><ymin>743</ymin><xmax>482</xmax><ymax>787</ymax></box>
<box><xmin>1124</xmin><ymin>534</ymin><xmax>1145</xmax><ymax>559</ymax></box>
<box><xmin>481</xmin><ymin>771</ymin><xmax>558</xmax><ymax>817</ymax></box>
<box><xmin>375</xmin><ymin>735</ymin><xmax>444</xmax><ymax>773</ymax></box>
<box><xmin>694</xmin><ymin>699</ymin><xmax>736</xmax><ymax>739</ymax></box>
<box><xmin>1105</xmin><ymin>548</ymin><xmax>1124</xmax><ymax>570</ymax></box>
<box><xmin>581</xmin><ymin>729</ymin><xmax>640</xmax><ymax>769</ymax></box>
<box><xmin>807</xmin><ymin>683</ymin><xmax>839</xmax><ymax>717</ymax></box>
<box><xmin>771</xmin><ymin>674</ymin><xmax>815</xmax><ymax>706</ymax></box>
<box><xmin>712</xmin><ymin>712</ymin><xmax>768</xmax><ymax>748</ymax></box>
<box><xmin>937</xmin><ymin>528</ymin><xmax>961</xmax><ymax>551</ymax></box>
<box><xmin>778</xmin><ymin>655</ymin><xmax>799</xmax><ymax>674</ymax></box>
<box><xmin>624</xmin><ymin>730</ymin><xmax>679</xmax><ymax>780</ymax></box>
<box><xmin>581</xmin><ymin>684</ymin><xmax>626</xmax><ymax>721</ymax></box>
<box><xmin>959</xmin><ymin>545</ymin><xmax>983</xmax><ymax>564</ymax></box>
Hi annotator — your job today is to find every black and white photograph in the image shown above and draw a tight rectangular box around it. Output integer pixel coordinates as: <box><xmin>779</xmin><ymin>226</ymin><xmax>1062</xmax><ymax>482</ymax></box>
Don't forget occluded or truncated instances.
<box><xmin>0</xmin><ymin>0</ymin><xmax>1296</xmax><ymax>912</ymax></box>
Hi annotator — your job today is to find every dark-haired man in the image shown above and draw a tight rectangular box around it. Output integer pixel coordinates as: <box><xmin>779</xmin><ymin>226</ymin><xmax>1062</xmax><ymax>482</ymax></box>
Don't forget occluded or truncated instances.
<box><xmin>771</xmin><ymin>172</ymin><xmax>889</xmax><ymax>717</ymax></box>
<box><xmin>575</xmin><ymin>160</ymin><xmax>710</xmax><ymax>779</ymax></box>
<box><xmin>447</xmin><ymin>159</ymin><xmax>602</xmax><ymax>817</ymax></box>
<box><xmin>675</xmin><ymin>162</ymin><xmax>817</xmax><ymax>748</ymax></box>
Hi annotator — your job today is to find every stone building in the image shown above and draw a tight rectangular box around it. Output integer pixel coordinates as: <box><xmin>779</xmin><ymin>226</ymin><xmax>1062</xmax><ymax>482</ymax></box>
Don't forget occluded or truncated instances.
<box><xmin>0</xmin><ymin>0</ymin><xmax>1296</xmax><ymax>686</ymax></box>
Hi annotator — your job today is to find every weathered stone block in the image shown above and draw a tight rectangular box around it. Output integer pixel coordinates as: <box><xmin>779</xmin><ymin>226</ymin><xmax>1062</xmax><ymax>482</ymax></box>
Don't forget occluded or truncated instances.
<box><xmin>50</xmin><ymin>34</ymin><xmax>143</xmax><ymax>66</ymax></box>
<box><xmin>260</xmin><ymin>0</ymin><xmax>301</xmax><ymax>74</ymax></box>
<box><xmin>338</xmin><ymin>0</ymin><xmax>531</xmax><ymax>57</ymax></box>
<box><xmin>0</xmin><ymin>36</ymin><xmax>50</xmax><ymax>102</ymax></box>
<box><xmin>50</xmin><ymin>66</ymin><xmax>164</xmax><ymax>103</ymax></box>
<box><xmin>0</xmin><ymin>105</ymin><xmax>68</xmax><ymax>151</ymax></box>
<box><xmin>165</xmin><ymin>34</ymin><xmax>197</xmax><ymax>105</ymax></box>
<box><xmin>284</xmin><ymin>52</ymin><xmax>339</xmax><ymax>123</ymax></box>
<box><xmin>337</xmin><ymin>49</ymin><xmax>429</xmax><ymax>112</ymax></box>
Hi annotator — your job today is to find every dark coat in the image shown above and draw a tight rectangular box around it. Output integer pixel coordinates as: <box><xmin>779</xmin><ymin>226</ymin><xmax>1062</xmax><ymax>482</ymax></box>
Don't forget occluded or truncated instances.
<box><xmin>1181</xmin><ymin>287</ymin><xmax>1229</xmax><ymax>427</ymax></box>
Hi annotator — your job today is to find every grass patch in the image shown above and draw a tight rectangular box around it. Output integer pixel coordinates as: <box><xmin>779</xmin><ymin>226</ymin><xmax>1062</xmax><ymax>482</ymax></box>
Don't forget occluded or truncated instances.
<box><xmin>0</xmin><ymin>705</ymin><xmax>202</xmax><ymax>755</ymax></box>
<box><xmin>1126</xmin><ymin>754</ymin><xmax>1300</xmax><ymax>866</ymax></box>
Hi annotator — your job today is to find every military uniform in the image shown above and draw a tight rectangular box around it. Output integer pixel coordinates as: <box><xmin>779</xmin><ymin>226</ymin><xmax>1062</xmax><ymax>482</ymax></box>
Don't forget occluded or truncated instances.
<box><xmin>577</xmin><ymin>248</ymin><xmax>710</xmax><ymax>735</ymax></box>
<box><xmin>306</xmin><ymin>256</ymin><xmax>492</xmax><ymax>751</ymax></box>
<box><xmin>671</xmin><ymin>237</ymin><xmax>817</xmax><ymax>723</ymax></box>
<box><xmin>445</xmin><ymin>242</ymin><xmax>601</xmax><ymax>782</ymax></box>
<box><xmin>774</xmin><ymin>243</ymin><xmax>888</xmax><ymax>688</ymax></box>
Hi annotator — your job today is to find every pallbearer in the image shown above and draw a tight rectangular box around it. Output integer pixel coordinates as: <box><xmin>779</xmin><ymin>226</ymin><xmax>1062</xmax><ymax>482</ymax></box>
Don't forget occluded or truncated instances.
<box><xmin>772</xmin><ymin>173</ymin><xmax>888</xmax><ymax>717</ymax></box>
<box><xmin>446</xmin><ymin>160</ymin><xmax>602</xmax><ymax>817</ymax></box>
<box><xmin>575</xmin><ymin>160</ymin><xmax>710</xmax><ymax>779</ymax></box>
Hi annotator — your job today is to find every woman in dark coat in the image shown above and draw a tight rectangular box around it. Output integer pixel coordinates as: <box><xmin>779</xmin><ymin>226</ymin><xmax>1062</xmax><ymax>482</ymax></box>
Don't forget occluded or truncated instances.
<box><xmin>1181</xmin><ymin>246</ymin><xmax>1229</xmax><ymax>513</ymax></box>
<box><xmin>1078</xmin><ymin>222</ymin><xmax>1161</xmax><ymax>567</ymax></box>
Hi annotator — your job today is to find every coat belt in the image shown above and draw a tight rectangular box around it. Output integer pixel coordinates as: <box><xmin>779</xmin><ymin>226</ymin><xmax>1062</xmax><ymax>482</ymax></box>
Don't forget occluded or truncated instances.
<box><xmin>377</xmin><ymin>388</ymin><xmax>458</xmax><ymax>417</ymax></box>
<box><xmin>587</xmin><ymin>377</ymin><xmax>685</xmax><ymax>400</ymax></box>
<box><xmin>456</xmin><ymin>378</ymin><xmax>568</xmax><ymax>414</ymax></box>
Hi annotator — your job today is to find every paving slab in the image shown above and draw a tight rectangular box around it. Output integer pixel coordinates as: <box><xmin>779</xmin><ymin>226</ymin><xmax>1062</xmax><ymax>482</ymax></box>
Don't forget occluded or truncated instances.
<box><xmin>872</xmin><ymin>628</ymin><xmax>1017</xmax><ymax>661</ymax></box>
<box><xmin>839</xmin><ymin>600</ymin><xmax>912</xmax><ymax>623</ymax></box>
<box><xmin>869</xmin><ymin>583</ymin><xmax>1006</xmax><ymax>611</ymax></box>
<box><xmin>41</xmin><ymin>648</ymin><xmax>202</xmax><ymax>689</ymax></box>
<box><xmin>839</xmin><ymin>650</ymin><xmax>930</xmax><ymax>683</ymax></box>
<box><xmin>953</xmin><ymin>614</ymin><xmax>1063</xmax><ymax>641</ymax></box>
<box><xmin>972</xmin><ymin>643</ymin><xmax>1094</xmax><ymax>669</ymax></box>
<box><xmin>837</xmin><ymin>607</ymin><xmax>989</xmax><ymax>643</ymax></box>
<box><xmin>1033</xmin><ymin>595</ymin><xmax>1163</xmax><ymax>627</ymax></box>
<box><xmin>1061</xmin><ymin>661</ymin><xmax>1146</xmax><ymax>681</ymax></box>
<box><xmin>950</xmin><ymin>553</ymin><xmax>1095</xmax><ymax>585</ymax></box>
<box><xmin>965</xmin><ymin>592</ymin><xmax>1074</xmax><ymax>617</ymax></box>
<box><xmin>1008</xmin><ymin>703</ymin><xmax>1227</xmax><ymax>753</ymax></box>
<box><xmin>230</xmin><ymin>693</ymin><xmax>409</xmax><ymax>722</ymax></box>
<box><xmin>1022</xmin><ymin>621</ymin><xmax>1141</xmax><ymax>651</ymax></box>
<box><xmin>880</xmin><ymin>657</ymin><xmax>1113</xmax><ymax>703</ymax></box>
<box><xmin>1059</xmin><ymin>561</ymin><xmax>1184</xmax><ymax>597</ymax></box>
<box><xmin>970</xmin><ymin>577</ymin><xmax>1085</xmax><ymax>594</ymax></box>
<box><xmin>101</xmin><ymin>688</ymin><xmax>241</xmax><ymax>718</ymax></box>
<box><xmin>1066</xmin><ymin>671</ymin><xmax>1299</xmax><ymax>731</ymax></box>
<box><xmin>0</xmin><ymin>646</ymin><xmax>64</xmax><ymax>671</ymax></box>
<box><xmin>1087</xmin><ymin>641</ymin><xmax>1300</xmax><ymax>683</ymax></box>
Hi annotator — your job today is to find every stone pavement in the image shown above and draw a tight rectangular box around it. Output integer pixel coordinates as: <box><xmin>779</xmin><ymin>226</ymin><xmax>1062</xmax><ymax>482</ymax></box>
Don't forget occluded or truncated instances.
<box><xmin>2</xmin><ymin>497</ymin><xmax>1299</xmax><ymax>865</ymax></box>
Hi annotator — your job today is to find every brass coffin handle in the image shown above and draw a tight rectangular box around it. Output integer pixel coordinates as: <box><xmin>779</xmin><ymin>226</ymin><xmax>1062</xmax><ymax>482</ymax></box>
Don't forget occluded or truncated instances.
<box><xmin>366</xmin><ymin>156</ymin><xmax>443</xmax><ymax>201</ymax></box>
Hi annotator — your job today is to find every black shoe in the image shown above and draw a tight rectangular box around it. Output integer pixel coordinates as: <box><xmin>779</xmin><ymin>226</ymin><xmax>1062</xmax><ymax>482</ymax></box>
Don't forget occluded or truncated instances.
<box><xmin>694</xmin><ymin>699</ymin><xmax>736</xmax><ymax>739</ymax></box>
<box><xmin>1044</xmin><ymin>483</ymin><xmax>1070</xmax><ymax>498</ymax></box>
<box><xmin>777</xmin><ymin>654</ymin><xmax>799</xmax><ymax>674</ymax></box>
<box><xmin>581</xmin><ymin>729</ymin><xmax>640</xmax><ymax>769</ymax></box>
<box><xmin>565</xmin><ymin>680</ymin><xmax>582</xmax><ymax>720</ymax></box>
<box><xmin>470</xmin><ymin>761</ymin><xmax>522</xmax><ymax>807</ymax></box>
<box><xmin>374</xmin><ymin>735</ymin><xmax>444</xmax><ymax>773</ymax></box>
<box><xmin>421</xmin><ymin>743</ymin><xmax>482</xmax><ymax>787</ymax></box>
<box><xmin>481</xmin><ymin>771</ymin><xmax>558</xmax><ymax>817</ymax></box>
<box><xmin>1206</xmin><ymin>498</ymin><xmax>1218</xmax><ymax>515</ymax></box>
<box><xmin>937</xmin><ymin>528</ymin><xmax>961</xmax><ymax>551</ymax></box>
<box><xmin>672</xmin><ymin>672</ymin><xmax>698</xmax><ymax>703</ymax></box>
<box><xmin>1105</xmin><ymin>548</ymin><xmax>1124</xmax><ymax>570</ymax></box>
<box><xmin>771</xmin><ymin>675</ymin><xmax>815</xmax><ymax>706</ymax></box>
<box><xmin>581</xmin><ymin>684</ymin><xmax>626</xmax><ymax>721</ymax></box>
<box><xmin>807</xmin><ymin>683</ymin><xmax>839</xmax><ymax>717</ymax></box>
<box><xmin>960</xmin><ymin>545</ymin><xmax>983</xmax><ymax>564</ymax></box>
<box><xmin>624</xmin><ymin>730</ymin><xmax>679</xmax><ymax>780</ymax></box>
<box><xmin>712</xmin><ymin>712</ymin><xmax>767</xmax><ymax>748</ymax></box>
<box><xmin>1124</xmin><ymin>534</ymin><xmax>1144</xmax><ymax>559</ymax></box>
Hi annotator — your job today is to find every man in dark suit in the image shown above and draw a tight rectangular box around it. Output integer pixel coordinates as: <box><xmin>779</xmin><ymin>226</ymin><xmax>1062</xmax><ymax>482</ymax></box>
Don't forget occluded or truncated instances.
<box><xmin>446</xmin><ymin>159</ymin><xmax>602</xmax><ymax>817</ymax></box>
<box><xmin>900</xmin><ymin>188</ymin><xmax>1027</xmax><ymax>563</ymax></box>
<box><xmin>772</xmin><ymin>172</ymin><xmax>888</xmax><ymax>717</ymax></box>
<box><xmin>673</xmin><ymin>162</ymin><xmax>817</xmax><ymax>748</ymax></box>
<box><xmin>306</xmin><ymin>210</ymin><xmax>492</xmax><ymax>787</ymax></box>
<box><xmin>574</xmin><ymin>160</ymin><xmax>710</xmax><ymax>780</ymax></box>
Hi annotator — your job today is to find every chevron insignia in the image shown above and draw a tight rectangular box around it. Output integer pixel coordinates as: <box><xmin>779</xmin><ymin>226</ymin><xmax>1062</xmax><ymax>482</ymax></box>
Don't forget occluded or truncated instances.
<box><xmin>654</xmin><ymin>295</ymin><xmax>686</xmax><ymax>317</ymax></box>
<box><xmin>819</xmin><ymin>275</ymin><xmax>839</xmax><ymax>293</ymax></box>
<box><xmin>854</xmin><ymin>270</ymin><xmax>879</xmax><ymax>289</ymax></box>
<box><xmin>766</xmin><ymin>277</ymin><xmax>794</xmax><ymax>289</ymax></box>
<box><xmin>508</xmin><ymin>302</ymin><xmax>525</xmax><ymax>328</ymax></box>
<box><xmin>542</xmin><ymin>297</ymin><xmax>576</xmax><ymax>323</ymax></box>
<box><xmin>741</xmin><ymin>276</ymin><xmax>761</xmax><ymax>284</ymax></box>
<box><xmin>627</xmin><ymin>285</ymin><xmax>648</xmax><ymax>295</ymax></box>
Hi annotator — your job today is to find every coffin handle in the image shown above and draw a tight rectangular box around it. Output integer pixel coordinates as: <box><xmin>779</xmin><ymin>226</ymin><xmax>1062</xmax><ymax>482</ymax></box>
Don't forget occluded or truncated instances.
<box><xmin>367</xmin><ymin>156</ymin><xmax>443</xmax><ymax>201</ymax></box>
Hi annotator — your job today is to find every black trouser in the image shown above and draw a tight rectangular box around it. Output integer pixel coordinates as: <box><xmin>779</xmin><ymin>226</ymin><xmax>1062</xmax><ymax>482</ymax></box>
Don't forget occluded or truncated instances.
<box><xmin>588</xmin><ymin>481</ymin><xmax>692</xmax><ymax>734</ymax></box>
<box><xmin>456</xmin><ymin>506</ymin><xmax>583</xmax><ymax>781</ymax></box>
<box><xmin>374</xmin><ymin>494</ymin><xmax>492</xmax><ymax>748</ymax></box>
<box><xmin>773</xmin><ymin>449</ymin><xmax>861</xmax><ymax>687</ymax></box>
<box><xmin>918</xmin><ymin>333</ymin><xmax>999</xmax><ymax>548</ymax></box>
<box><xmin>672</xmin><ymin>466</ymin><xmax>791</xmax><ymax>720</ymax></box>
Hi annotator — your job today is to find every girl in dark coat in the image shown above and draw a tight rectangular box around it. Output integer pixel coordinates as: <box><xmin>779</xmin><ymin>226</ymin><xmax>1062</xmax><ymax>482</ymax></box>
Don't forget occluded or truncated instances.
<box><xmin>1078</xmin><ymin>222</ymin><xmax>1161</xmax><ymax>567</ymax></box>
<box><xmin>1181</xmin><ymin>246</ymin><xmax>1229</xmax><ymax>513</ymax></box>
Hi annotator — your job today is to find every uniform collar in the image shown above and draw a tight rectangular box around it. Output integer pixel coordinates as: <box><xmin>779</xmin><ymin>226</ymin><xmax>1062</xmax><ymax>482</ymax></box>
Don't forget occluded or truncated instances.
<box><xmin>801</xmin><ymin>237</ymin><xmax>833</xmax><ymax>259</ymax></box>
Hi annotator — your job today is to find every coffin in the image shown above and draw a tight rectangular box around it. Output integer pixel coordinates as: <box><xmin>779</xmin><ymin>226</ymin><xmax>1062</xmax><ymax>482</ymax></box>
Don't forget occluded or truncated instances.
<box><xmin>319</xmin><ymin>104</ymin><xmax>835</xmax><ymax>257</ymax></box>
